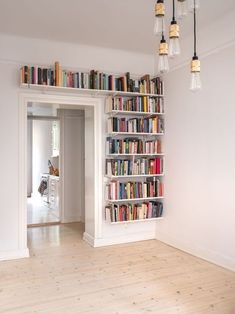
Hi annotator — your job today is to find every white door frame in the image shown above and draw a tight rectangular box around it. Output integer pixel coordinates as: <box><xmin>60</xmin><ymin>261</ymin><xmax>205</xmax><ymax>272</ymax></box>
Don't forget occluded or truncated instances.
<box><xmin>19</xmin><ymin>92</ymin><xmax>103</xmax><ymax>255</ymax></box>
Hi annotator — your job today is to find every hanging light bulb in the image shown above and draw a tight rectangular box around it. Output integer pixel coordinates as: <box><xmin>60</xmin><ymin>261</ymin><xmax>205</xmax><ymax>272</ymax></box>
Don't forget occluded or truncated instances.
<box><xmin>188</xmin><ymin>0</ymin><xmax>200</xmax><ymax>12</ymax></box>
<box><xmin>177</xmin><ymin>0</ymin><xmax>188</xmax><ymax>19</ymax></box>
<box><xmin>169</xmin><ymin>0</ymin><xmax>181</xmax><ymax>58</ymax></box>
<box><xmin>158</xmin><ymin>34</ymin><xmax>169</xmax><ymax>73</ymax></box>
<box><xmin>190</xmin><ymin>57</ymin><xmax>201</xmax><ymax>91</ymax></box>
<box><xmin>154</xmin><ymin>0</ymin><xmax>165</xmax><ymax>35</ymax></box>
<box><xmin>190</xmin><ymin>0</ymin><xmax>201</xmax><ymax>91</ymax></box>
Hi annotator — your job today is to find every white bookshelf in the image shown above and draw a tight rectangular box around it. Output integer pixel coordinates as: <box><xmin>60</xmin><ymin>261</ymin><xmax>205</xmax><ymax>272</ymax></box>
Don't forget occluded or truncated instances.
<box><xmin>107</xmin><ymin>197</ymin><xmax>164</xmax><ymax>203</ymax></box>
<box><xmin>105</xmin><ymin>90</ymin><xmax>165</xmax><ymax>225</ymax></box>
<box><xmin>105</xmin><ymin>174</ymin><xmax>164</xmax><ymax>179</ymax></box>
<box><xmin>106</xmin><ymin>110</ymin><xmax>165</xmax><ymax>117</ymax></box>
<box><xmin>108</xmin><ymin>132</ymin><xmax>164</xmax><ymax>136</ymax></box>
<box><xmin>110</xmin><ymin>217</ymin><xmax>163</xmax><ymax>225</ymax></box>
<box><xmin>20</xmin><ymin>83</ymin><xmax>164</xmax><ymax>98</ymax></box>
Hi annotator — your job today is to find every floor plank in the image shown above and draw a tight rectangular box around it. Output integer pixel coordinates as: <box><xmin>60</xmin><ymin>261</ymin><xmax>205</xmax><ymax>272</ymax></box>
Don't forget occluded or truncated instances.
<box><xmin>0</xmin><ymin>223</ymin><xmax>234</xmax><ymax>314</ymax></box>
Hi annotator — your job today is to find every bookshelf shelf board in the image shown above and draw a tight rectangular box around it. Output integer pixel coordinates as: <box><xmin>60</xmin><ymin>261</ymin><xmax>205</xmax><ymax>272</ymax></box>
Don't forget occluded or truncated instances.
<box><xmin>105</xmin><ymin>174</ymin><xmax>164</xmax><ymax>179</ymax></box>
<box><xmin>106</xmin><ymin>153</ymin><xmax>164</xmax><ymax>157</ymax></box>
<box><xmin>107</xmin><ymin>196</ymin><xmax>164</xmax><ymax>203</ymax></box>
<box><xmin>108</xmin><ymin>132</ymin><xmax>164</xmax><ymax>136</ymax></box>
<box><xmin>20</xmin><ymin>83</ymin><xmax>164</xmax><ymax>98</ymax></box>
<box><xmin>106</xmin><ymin>110</ymin><xmax>165</xmax><ymax>116</ymax></box>
<box><xmin>109</xmin><ymin>217</ymin><xmax>163</xmax><ymax>224</ymax></box>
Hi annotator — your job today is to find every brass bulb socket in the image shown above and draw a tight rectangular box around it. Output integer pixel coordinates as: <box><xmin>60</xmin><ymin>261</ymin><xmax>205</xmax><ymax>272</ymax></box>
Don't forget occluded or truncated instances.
<box><xmin>155</xmin><ymin>3</ymin><xmax>165</xmax><ymax>16</ymax></box>
<box><xmin>159</xmin><ymin>42</ymin><xmax>168</xmax><ymax>55</ymax></box>
<box><xmin>191</xmin><ymin>59</ymin><xmax>201</xmax><ymax>72</ymax></box>
<box><xmin>169</xmin><ymin>23</ymin><xmax>180</xmax><ymax>38</ymax></box>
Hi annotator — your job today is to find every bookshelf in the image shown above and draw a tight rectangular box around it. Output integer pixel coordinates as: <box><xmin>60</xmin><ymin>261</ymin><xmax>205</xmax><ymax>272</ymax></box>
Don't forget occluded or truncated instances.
<box><xmin>19</xmin><ymin>62</ymin><xmax>165</xmax><ymax>225</ymax></box>
<box><xmin>105</xmin><ymin>92</ymin><xmax>165</xmax><ymax>224</ymax></box>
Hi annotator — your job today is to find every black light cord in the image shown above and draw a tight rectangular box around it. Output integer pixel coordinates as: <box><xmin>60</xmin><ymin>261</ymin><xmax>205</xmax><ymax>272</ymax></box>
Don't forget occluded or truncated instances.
<box><xmin>172</xmin><ymin>0</ymin><xmax>175</xmax><ymax>21</ymax></box>
<box><xmin>194</xmin><ymin>0</ymin><xmax>197</xmax><ymax>57</ymax></box>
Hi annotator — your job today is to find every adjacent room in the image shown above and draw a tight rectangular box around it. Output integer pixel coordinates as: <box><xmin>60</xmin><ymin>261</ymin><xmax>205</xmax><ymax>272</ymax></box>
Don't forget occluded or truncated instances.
<box><xmin>0</xmin><ymin>0</ymin><xmax>235</xmax><ymax>313</ymax></box>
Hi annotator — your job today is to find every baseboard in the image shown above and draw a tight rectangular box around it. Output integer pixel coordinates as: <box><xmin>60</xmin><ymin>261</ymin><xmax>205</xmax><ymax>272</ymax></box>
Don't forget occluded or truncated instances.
<box><xmin>83</xmin><ymin>231</ymin><xmax>155</xmax><ymax>248</ymax></box>
<box><xmin>156</xmin><ymin>231</ymin><xmax>235</xmax><ymax>272</ymax></box>
<box><xmin>0</xmin><ymin>248</ymin><xmax>29</xmax><ymax>261</ymax></box>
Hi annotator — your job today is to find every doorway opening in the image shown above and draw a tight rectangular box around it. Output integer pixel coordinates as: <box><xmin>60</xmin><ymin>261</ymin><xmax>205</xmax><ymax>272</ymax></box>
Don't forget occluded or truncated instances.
<box><xmin>19</xmin><ymin>93</ymin><xmax>103</xmax><ymax>256</ymax></box>
<box><xmin>27</xmin><ymin>108</ymin><xmax>61</xmax><ymax>226</ymax></box>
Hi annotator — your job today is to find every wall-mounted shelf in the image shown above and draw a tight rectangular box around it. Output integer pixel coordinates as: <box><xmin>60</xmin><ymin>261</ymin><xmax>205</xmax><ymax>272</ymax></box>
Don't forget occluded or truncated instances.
<box><xmin>106</xmin><ymin>110</ymin><xmax>165</xmax><ymax>116</ymax></box>
<box><xmin>108</xmin><ymin>132</ymin><xmax>164</xmax><ymax>136</ymax></box>
<box><xmin>105</xmin><ymin>174</ymin><xmax>164</xmax><ymax>179</ymax></box>
<box><xmin>107</xmin><ymin>196</ymin><xmax>164</xmax><ymax>203</ymax></box>
<box><xmin>110</xmin><ymin>217</ymin><xmax>163</xmax><ymax>224</ymax></box>
<box><xmin>20</xmin><ymin>83</ymin><xmax>164</xmax><ymax>98</ymax></box>
<box><xmin>106</xmin><ymin>153</ymin><xmax>164</xmax><ymax>157</ymax></box>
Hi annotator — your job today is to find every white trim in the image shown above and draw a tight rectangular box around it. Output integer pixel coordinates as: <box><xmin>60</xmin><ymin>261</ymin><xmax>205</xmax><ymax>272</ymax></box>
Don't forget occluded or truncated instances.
<box><xmin>0</xmin><ymin>248</ymin><xmax>29</xmax><ymax>261</ymax></box>
<box><xmin>156</xmin><ymin>231</ymin><xmax>235</xmax><ymax>273</ymax></box>
<box><xmin>19</xmin><ymin>91</ymin><xmax>103</xmax><ymax>256</ymax></box>
<box><xmin>84</xmin><ymin>231</ymin><xmax>156</xmax><ymax>248</ymax></box>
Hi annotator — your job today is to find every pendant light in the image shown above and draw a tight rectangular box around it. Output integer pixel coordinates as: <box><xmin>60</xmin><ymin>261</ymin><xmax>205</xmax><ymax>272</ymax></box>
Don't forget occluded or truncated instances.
<box><xmin>169</xmin><ymin>0</ymin><xmax>181</xmax><ymax>58</ymax></box>
<box><xmin>190</xmin><ymin>0</ymin><xmax>201</xmax><ymax>91</ymax></box>
<box><xmin>177</xmin><ymin>0</ymin><xmax>188</xmax><ymax>19</ymax></box>
<box><xmin>158</xmin><ymin>33</ymin><xmax>169</xmax><ymax>73</ymax></box>
<box><xmin>188</xmin><ymin>0</ymin><xmax>200</xmax><ymax>12</ymax></box>
<box><xmin>154</xmin><ymin>0</ymin><xmax>165</xmax><ymax>35</ymax></box>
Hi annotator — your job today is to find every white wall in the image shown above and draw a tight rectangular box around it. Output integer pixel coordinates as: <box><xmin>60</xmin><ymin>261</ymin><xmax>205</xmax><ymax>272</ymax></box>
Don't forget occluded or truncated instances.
<box><xmin>59</xmin><ymin>109</ymin><xmax>85</xmax><ymax>223</ymax></box>
<box><xmin>156</xmin><ymin>42</ymin><xmax>235</xmax><ymax>271</ymax></box>
<box><xmin>27</xmin><ymin>119</ymin><xmax>32</xmax><ymax>197</ymax></box>
<box><xmin>0</xmin><ymin>33</ymin><xmax>154</xmax><ymax>259</ymax></box>
<box><xmin>32</xmin><ymin>120</ymin><xmax>53</xmax><ymax>195</ymax></box>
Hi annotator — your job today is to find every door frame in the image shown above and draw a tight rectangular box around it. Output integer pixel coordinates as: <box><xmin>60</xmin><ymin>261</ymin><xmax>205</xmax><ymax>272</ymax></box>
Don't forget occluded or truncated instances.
<box><xmin>19</xmin><ymin>91</ymin><xmax>103</xmax><ymax>256</ymax></box>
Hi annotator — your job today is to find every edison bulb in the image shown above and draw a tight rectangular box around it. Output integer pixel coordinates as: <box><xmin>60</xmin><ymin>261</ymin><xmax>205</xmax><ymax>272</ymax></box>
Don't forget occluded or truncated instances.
<box><xmin>169</xmin><ymin>37</ymin><xmax>181</xmax><ymax>58</ymax></box>
<box><xmin>154</xmin><ymin>16</ymin><xmax>165</xmax><ymax>35</ymax></box>
<box><xmin>158</xmin><ymin>55</ymin><xmax>169</xmax><ymax>73</ymax></box>
<box><xmin>190</xmin><ymin>72</ymin><xmax>201</xmax><ymax>91</ymax></box>
<box><xmin>177</xmin><ymin>0</ymin><xmax>188</xmax><ymax>19</ymax></box>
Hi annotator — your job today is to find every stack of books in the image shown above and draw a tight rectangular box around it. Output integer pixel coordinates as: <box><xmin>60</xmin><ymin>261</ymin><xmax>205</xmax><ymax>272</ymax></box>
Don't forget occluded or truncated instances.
<box><xmin>107</xmin><ymin>116</ymin><xmax>164</xmax><ymax>134</ymax></box>
<box><xmin>20</xmin><ymin>62</ymin><xmax>164</xmax><ymax>94</ymax></box>
<box><xmin>106</xmin><ymin>178</ymin><xmax>164</xmax><ymax>200</ymax></box>
<box><xmin>106</xmin><ymin>96</ymin><xmax>164</xmax><ymax>113</ymax></box>
<box><xmin>106</xmin><ymin>157</ymin><xmax>164</xmax><ymax>176</ymax></box>
<box><xmin>105</xmin><ymin>201</ymin><xmax>163</xmax><ymax>222</ymax></box>
<box><xmin>106</xmin><ymin>138</ymin><xmax>162</xmax><ymax>154</ymax></box>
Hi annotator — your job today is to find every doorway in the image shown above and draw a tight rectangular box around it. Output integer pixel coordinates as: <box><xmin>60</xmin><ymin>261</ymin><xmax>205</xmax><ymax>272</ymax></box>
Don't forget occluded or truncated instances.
<box><xmin>27</xmin><ymin>106</ymin><xmax>61</xmax><ymax>226</ymax></box>
<box><xmin>19</xmin><ymin>93</ymin><xmax>103</xmax><ymax>256</ymax></box>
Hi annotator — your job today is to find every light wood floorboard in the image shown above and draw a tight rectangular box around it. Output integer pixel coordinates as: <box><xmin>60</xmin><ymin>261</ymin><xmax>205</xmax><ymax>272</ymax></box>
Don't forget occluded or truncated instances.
<box><xmin>0</xmin><ymin>223</ymin><xmax>235</xmax><ymax>313</ymax></box>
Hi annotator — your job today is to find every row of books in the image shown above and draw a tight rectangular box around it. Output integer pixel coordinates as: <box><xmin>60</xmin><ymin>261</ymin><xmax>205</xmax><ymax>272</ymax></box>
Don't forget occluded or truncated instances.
<box><xmin>105</xmin><ymin>202</ymin><xmax>163</xmax><ymax>222</ymax></box>
<box><xmin>106</xmin><ymin>138</ymin><xmax>162</xmax><ymax>155</ymax></box>
<box><xmin>108</xmin><ymin>117</ymin><xmax>164</xmax><ymax>134</ymax></box>
<box><xmin>105</xmin><ymin>96</ymin><xmax>164</xmax><ymax>113</ymax></box>
<box><xmin>106</xmin><ymin>179</ymin><xmax>164</xmax><ymax>200</ymax></box>
<box><xmin>20</xmin><ymin>62</ymin><xmax>164</xmax><ymax>95</ymax></box>
<box><xmin>106</xmin><ymin>158</ymin><xmax>164</xmax><ymax>176</ymax></box>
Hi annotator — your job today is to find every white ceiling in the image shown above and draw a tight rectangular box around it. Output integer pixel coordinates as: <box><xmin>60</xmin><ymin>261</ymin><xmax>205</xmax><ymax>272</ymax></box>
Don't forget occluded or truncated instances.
<box><xmin>0</xmin><ymin>0</ymin><xmax>234</xmax><ymax>54</ymax></box>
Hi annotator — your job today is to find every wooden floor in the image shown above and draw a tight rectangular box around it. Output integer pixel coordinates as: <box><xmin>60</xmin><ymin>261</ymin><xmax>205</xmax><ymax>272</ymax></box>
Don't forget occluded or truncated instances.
<box><xmin>27</xmin><ymin>196</ymin><xmax>60</xmax><ymax>225</ymax></box>
<box><xmin>0</xmin><ymin>223</ymin><xmax>235</xmax><ymax>314</ymax></box>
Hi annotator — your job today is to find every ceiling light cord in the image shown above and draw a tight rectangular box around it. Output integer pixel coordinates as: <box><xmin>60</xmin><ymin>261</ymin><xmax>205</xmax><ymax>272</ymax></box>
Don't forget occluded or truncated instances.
<box><xmin>194</xmin><ymin>0</ymin><xmax>197</xmax><ymax>57</ymax></box>
<box><xmin>172</xmin><ymin>0</ymin><xmax>176</xmax><ymax>21</ymax></box>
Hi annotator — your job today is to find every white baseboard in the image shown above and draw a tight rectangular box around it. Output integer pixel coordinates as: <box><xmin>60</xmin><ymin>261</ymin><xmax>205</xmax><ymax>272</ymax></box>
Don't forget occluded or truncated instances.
<box><xmin>83</xmin><ymin>231</ymin><xmax>156</xmax><ymax>248</ymax></box>
<box><xmin>0</xmin><ymin>248</ymin><xmax>29</xmax><ymax>261</ymax></box>
<box><xmin>156</xmin><ymin>231</ymin><xmax>235</xmax><ymax>272</ymax></box>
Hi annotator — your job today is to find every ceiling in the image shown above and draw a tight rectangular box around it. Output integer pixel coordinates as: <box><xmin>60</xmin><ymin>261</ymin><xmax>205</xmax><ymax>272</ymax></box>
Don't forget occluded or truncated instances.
<box><xmin>0</xmin><ymin>0</ymin><xmax>234</xmax><ymax>54</ymax></box>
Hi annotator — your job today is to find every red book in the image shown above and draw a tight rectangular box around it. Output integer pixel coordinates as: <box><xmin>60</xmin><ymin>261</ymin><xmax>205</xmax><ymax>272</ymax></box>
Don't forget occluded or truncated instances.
<box><xmin>156</xmin><ymin>158</ymin><xmax>161</xmax><ymax>174</ymax></box>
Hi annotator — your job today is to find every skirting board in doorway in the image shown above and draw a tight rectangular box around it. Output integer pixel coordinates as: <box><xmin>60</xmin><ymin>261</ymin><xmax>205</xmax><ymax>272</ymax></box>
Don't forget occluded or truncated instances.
<box><xmin>156</xmin><ymin>231</ymin><xmax>235</xmax><ymax>272</ymax></box>
<box><xmin>0</xmin><ymin>248</ymin><xmax>29</xmax><ymax>261</ymax></box>
<box><xmin>83</xmin><ymin>231</ymin><xmax>156</xmax><ymax>247</ymax></box>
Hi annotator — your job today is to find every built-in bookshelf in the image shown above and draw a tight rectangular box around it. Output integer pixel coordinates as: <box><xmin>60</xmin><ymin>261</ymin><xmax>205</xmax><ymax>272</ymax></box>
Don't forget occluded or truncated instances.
<box><xmin>19</xmin><ymin>62</ymin><xmax>165</xmax><ymax>224</ymax></box>
<box><xmin>105</xmin><ymin>92</ymin><xmax>165</xmax><ymax>224</ymax></box>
